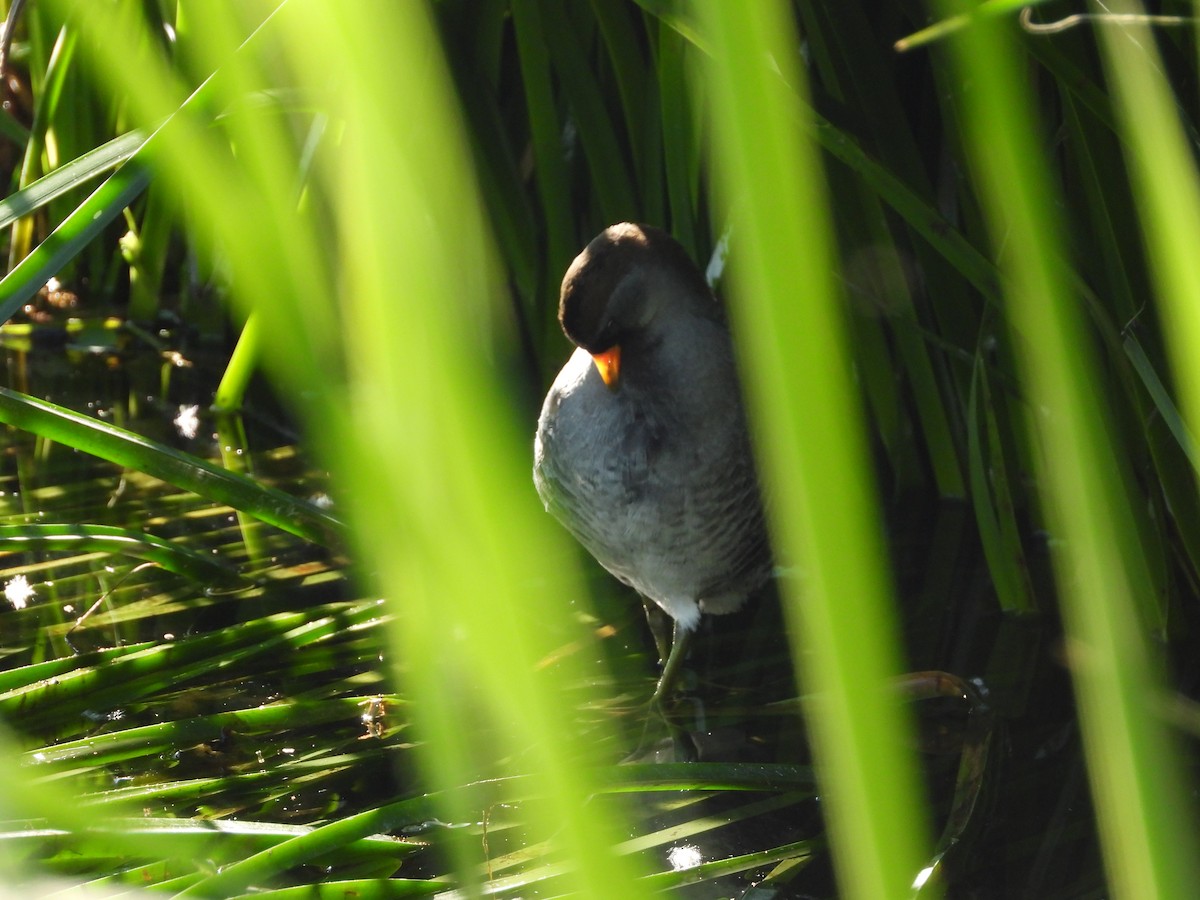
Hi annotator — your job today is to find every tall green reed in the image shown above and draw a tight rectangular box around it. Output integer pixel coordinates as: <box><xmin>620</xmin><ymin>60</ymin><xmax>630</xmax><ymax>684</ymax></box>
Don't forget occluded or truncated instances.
<box><xmin>702</xmin><ymin>4</ymin><xmax>931</xmax><ymax>897</ymax></box>
<box><xmin>930</xmin><ymin>2</ymin><xmax>1200</xmax><ymax>896</ymax></box>
<box><xmin>32</xmin><ymin>0</ymin><xmax>646</xmax><ymax>895</ymax></box>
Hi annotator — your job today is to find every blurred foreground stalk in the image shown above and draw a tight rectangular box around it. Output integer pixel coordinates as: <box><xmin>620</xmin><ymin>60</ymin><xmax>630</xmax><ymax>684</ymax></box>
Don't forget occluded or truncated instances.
<box><xmin>702</xmin><ymin>3</ymin><xmax>933</xmax><ymax>897</ymax></box>
<box><xmin>934</xmin><ymin>2</ymin><xmax>1200</xmax><ymax>896</ymax></box>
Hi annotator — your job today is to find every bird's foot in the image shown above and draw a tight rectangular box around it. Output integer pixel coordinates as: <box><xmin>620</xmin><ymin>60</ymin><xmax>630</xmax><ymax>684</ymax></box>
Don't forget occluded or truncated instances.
<box><xmin>624</xmin><ymin>673</ymin><xmax>708</xmax><ymax>763</ymax></box>
<box><xmin>626</xmin><ymin>699</ymin><xmax>698</xmax><ymax>763</ymax></box>
<box><xmin>622</xmin><ymin>622</ymin><xmax>703</xmax><ymax>762</ymax></box>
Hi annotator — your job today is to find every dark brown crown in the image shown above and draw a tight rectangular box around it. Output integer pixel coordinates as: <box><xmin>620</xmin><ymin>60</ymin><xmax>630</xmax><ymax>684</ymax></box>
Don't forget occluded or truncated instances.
<box><xmin>558</xmin><ymin>223</ymin><xmax>711</xmax><ymax>352</ymax></box>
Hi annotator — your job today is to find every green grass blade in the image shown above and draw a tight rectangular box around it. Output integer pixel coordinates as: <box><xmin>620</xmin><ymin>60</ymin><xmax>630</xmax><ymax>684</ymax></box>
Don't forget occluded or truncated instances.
<box><xmin>212</xmin><ymin>312</ymin><xmax>261</xmax><ymax>413</ymax></box>
<box><xmin>27</xmin><ymin>698</ymin><xmax>383</xmax><ymax>770</ymax></box>
<box><xmin>271</xmin><ymin>4</ymin><xmax>648</xmax><ymax>898</ymax></box>
<box><xmin>657</xmin><ymin>25</ymin><xmax>698</xmax><ymax>248</ymax></box>
<box><xmin>0</xmin><ymin>817</ymin><xmax>410</xmax><ymax>877</ymax></box>
<box><xmin>0</xmin><ymin>523</ymin><xmax>235</xmax><ymax>583</ymax></box>
<box><xmin>1123</xmin><ymin>333</ymin><xmax>1197</xmax><ymax>467</ymax></box>
<box><xmin>537</xmin><ymin>0</ymin><xmax>637</xmax><ymax>223</ymax></box>
<box><xmin>174</xmin><ymin>796</ymin><xmax>441</xmax><ymax>899</ymax></box>
<box><xmin>0</xmin><ymin>611</ymin><xmax>307</xmax><ymax>724</ymax></box>
<box><xmin>1095</xmin><ymin>3</ymin><xmax>1200</xmax><ymax>473</ymax></box>
<box><xmin>3</xmin><ymin>603</ymin><xmax>381</xmax><ymax>731</ymax></box>
<box><xmin>0</xmin><ymin>160</ymin><xmax>151</xmax><ymax>320</ymax></box>
<box><xmin>228</xmin><ymin>882</ymin><xmax>439</xmax><ymax>900</ymax></box>
<box><xmin>0</xmin><ymin>129</ymin><xmax>149</xmax><ymax>230</ymax></box>
<box><xmin>0</xmin><ymin>387</ymin><xmax>341</xmax><ymax>545</ymax></box>
<box><xmin>9</xmin><ymin>23</ymin><xmax>77</xmax><ymax>268</ymax></box>
<box><xmin>639</xmin><ymin>839</ymin><xmax>818</xmax><ymax>891</ymax></box>
<box><xmin>937</xmin><ymin>3</ymin><xmax>1200</xmax><ymax>894</ymax></box>
<box><xmin>0</xmin><ymin>643</ymin><xmax>153</xmax><ymax>695</ymax></box>
<box><xmin>966</xmin><ymin>357</ymin><xmax>1036</xmax><ymax>614</ymax></box>
<box><xmin>896</xmin><ymin>0</ymin><xmax>1052</xmax><ymax>51</ymax></box>
<box><xmin>511</xmin><ymin>0</ymin><xmax>576</xmax><ymax>290</ymax></box>
<box><xmin>700</xmin><ymin>4</ymin><xmax>932</xmax><ymax>897</ymax></box>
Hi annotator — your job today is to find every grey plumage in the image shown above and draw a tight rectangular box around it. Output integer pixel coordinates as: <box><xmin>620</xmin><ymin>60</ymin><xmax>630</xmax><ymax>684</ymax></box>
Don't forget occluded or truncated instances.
<box><xmin>534</xmin><ymin>224</ymin><xmax>771</xmax><ymax>637</ymax></box>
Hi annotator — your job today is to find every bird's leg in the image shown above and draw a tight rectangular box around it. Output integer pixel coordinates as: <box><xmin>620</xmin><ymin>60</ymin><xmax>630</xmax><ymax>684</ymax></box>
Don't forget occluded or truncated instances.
<box><xmin>642</xmin><ymin>597</ymin><xmax>672</xmax><ymax>664</ymax></box>
<box><xmin>629</xmin><ymin>608</ymin><xmax>697</xmax><ymax>761</ymax></box>
<box><xmin>628</xmin><ymin>621</ymin><xmax>697</xmax><ymax>761</ymax></box>
<box><xmin>650</xmin><ymin>620</ymin><xmax>693</xmax><ymax>710</ymax></box>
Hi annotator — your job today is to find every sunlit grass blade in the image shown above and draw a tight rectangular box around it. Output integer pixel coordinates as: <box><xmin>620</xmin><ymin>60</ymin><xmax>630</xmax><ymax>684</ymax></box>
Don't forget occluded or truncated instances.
<box><xmin>0</xmin><ymin>387</ymin><xmax>341</xmax><ymax>545</ymax></box>
<box><xmin>227</xmin><ymin>882</ymin><xmax>440</xmax><ymax>900</ymax></box>
<box><xmin>0</xmin><ymin>606</ymin><xmax>370</xmax><ymax>728</ymax></box>
<box><xmin>27</xmin><ymin>697</ymin><xmax>386</xmax><ymax>770</ymax></box>
<box><xmin>0</xmin><ymin>817</ymin><xmax>412</xmax><ymax>879</ymax></box>
<box><xmin>212</xmin><ymin>312</ymin><xmax>261</xmax><ymax>413</ymax></box>
<box><xmin>639</xmin><ymin>840</ymin><xmax>818</xmax><ymax>892</ymax></box>
<box><xmin>933</xmin><ymin>2</ymin><xmax>1200</xmax><ymax>895</ymax></box>
<box><xmin>0</xmin><ymin>643</ymin><xmax>152</xmax><ymax>694</ymax></box>
<box><xmin>0</xmin><ymin>160</ymin><xmax>151</xmax><ymax>320</ymax></box>
<box><xmin>896</xmin><ymin>0</ymin><xmax>1051</xmax><ymax>51</ymax></box>
<box><xmin>123</xmin><ymin>181</ymin><xmax>173</xmax><ymax>321</ymax></box>
<box><xmin>0</xmin><ymin>523</ymin><xmax>235</xmax><ymax>583</ymax></box>
<box><xmin>0</xmin><ymin>129</ymin><xmax>148</xmax><ymax>230</ymax></box>
<box><xmin>699</xmin><ymin>4</ymin><xmax>932</xmax><ymax>897</ymax></box>
<box><xmin>1094</xmin><ymin>2</ymin><xmax>1200</xmax><ymax>471</ymax></box>
<box><xmin>9</xmin><ymin>21</ymin><xmax>77</xmax><ymax>269</ymax></box>
<box><xmin>53</xmin><ymin>0</ymin><xmax>344</xmax><ymax>416</ymax></box>
<box><xmin>268</xmin><ymin>4</ymin><xmax>645</xmax><ymax>897</ymax></box>
<box><xmin>174</xmin><ymin>796</ymin><xmax>445</xmax><ymax>899</ymax></box>
<box><xmin>0</xmin><ymin>5</ymin><xmax>292</xmax><ymax>322</ymax></box>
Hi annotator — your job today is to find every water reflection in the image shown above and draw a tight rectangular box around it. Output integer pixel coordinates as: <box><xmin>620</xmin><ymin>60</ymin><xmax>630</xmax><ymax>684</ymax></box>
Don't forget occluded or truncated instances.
<box><xmin>667</xmin><ymin>843</ymin><xmax>703</xmax><ymax>871</ymax></box>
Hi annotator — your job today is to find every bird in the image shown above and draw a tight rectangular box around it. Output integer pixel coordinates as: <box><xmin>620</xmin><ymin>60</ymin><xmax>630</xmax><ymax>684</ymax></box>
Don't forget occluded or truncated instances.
<box><xmin>533</xmin><ymin>223</ymin><xmax>772</xmax><ymax>708</ymax></box>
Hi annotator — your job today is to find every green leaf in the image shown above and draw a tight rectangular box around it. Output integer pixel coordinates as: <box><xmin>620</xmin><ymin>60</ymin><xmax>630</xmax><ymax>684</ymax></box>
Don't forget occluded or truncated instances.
<box><xmin>0</xmin><ymin>388</ymin><xmax>341</xmax><ymax>545</ymax></box>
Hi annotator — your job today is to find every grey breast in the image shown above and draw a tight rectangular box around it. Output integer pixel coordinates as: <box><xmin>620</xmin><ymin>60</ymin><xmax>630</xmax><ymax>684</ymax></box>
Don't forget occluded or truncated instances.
<box><xmin>534</xmin><ymin>345</ymin><xmax>771</xmax><ymax>613</ymax></box>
